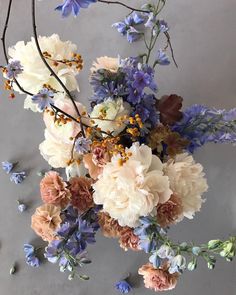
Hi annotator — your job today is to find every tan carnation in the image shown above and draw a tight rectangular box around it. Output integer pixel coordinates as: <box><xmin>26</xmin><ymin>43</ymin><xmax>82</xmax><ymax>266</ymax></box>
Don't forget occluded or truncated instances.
<box><xmin>119</xmin><ymin>227</ymin><xmax>140</xmax><ymax>251</ymax></box>
<box><xmin>40</xmin><ymin>171</ymin><xmax>71</xmax><ymax>208</ymax></box>
<box><xmin>31</xmin><ymin>204</ymin><xmax>61</xmax><ymax>242</ymax></box>
<box><xmin>98</xmin><ymin>212</ymin><xmax>123</xmax><ymax>238</ymax></box>
<box><xmin>69</xmin><ymin>176</ymin><xmax>94</xmax><ymax>213</ymax></box>
<box><xmin>138</xmin><ymin>263</ymin><xmax>179</xmax><ymax>292</ymax></box>
<box><xmin>156</xmin><ymin>194</ymin><xmax>184</xmax><ymax>227</ymax></box>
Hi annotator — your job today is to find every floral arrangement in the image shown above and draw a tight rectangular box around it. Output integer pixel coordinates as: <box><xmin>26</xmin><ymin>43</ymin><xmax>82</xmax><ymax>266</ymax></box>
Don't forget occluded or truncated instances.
<box><xmin>1</xmin><ymin>0</ymin><xmax>236</xmax><ymax>293</ymax></box>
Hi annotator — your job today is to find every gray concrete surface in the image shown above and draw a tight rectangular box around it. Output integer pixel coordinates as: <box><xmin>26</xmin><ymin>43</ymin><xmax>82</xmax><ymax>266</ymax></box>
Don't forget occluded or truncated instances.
<box><xmin>0</xmin><ymin>0</ymin><xmax>236</xmax><ymax>294</ymax></box>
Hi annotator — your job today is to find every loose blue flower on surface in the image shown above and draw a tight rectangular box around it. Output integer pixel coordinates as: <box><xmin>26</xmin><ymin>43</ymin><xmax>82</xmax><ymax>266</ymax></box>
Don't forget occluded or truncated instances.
<box><xmin>2</xmin><ymin>161</ymin><xmax>14</xmax><ymax>174</ymax></box>
<box><xmin>56</xmin><ymin>0</ymin><xmax>97</xmax><ymax>17</ymax></box>
<box><xmin>23</xmin><ymin>244</ymin><xmax>40</xmax><ymax>268</ymax></box>
<box><xmin>18</xmin><ymin>201</ymin><xmax>27</xmax><ymax>213</ymax></box>
<box><xmin>115</xmin><ymin>280</ymin><xmax>132</xmax><ymax>294</ymax></box>
<box><xmin>31</xmin><ymin>88</ymin><xmax>54</xmax><ymax>111</ymax></box>
<box><xmin>74</xmin><ymin>137</ymin><xmax>92</xmax><ymax>154</ymax></box>
<box><xmin>10</xmin><ymin>172</ymin><xmax>26</xmax><ymax>184</ymax></box>
<box><xmin>5</xmin><ymin>60</ymin><xmax>23</xmax><ymax>79</ymax></box>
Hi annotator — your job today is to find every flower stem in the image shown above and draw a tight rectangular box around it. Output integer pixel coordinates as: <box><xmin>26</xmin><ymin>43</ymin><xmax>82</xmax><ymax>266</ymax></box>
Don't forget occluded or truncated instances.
<box><xmin>97</xmin><ymin>0</ymin><xmax>148</xmax><ymax>13</ymax></box>
<box><xmin>31</xmin><ymin>0</ymin><xmax>86</xmax><ymax>137</ymax></box>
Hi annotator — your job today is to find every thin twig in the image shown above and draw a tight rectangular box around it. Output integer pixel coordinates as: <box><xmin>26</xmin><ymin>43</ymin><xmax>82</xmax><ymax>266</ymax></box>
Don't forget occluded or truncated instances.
<box><xmin>164</xmin><ymin>31</ymin><xmax>178</xmax><ymax>68</ymax></box>
<box><xmin>1</xmin><ymin>0</ymin><xmax>33</xmax><ymax>96</ymax></box>
<box><xmin>97</xmin><ymin>0</ymin><xmax>148</xmax><ymax>13</ymax></box>
<box><xmin>31</xmin><ymin>0</ymin><xmax>85</xmax><ymax>137</ymax></box>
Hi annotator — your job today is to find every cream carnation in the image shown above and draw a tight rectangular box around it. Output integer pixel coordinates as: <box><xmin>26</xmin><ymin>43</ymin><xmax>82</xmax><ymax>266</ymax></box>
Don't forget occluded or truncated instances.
<box><xmin>39</xmin><ymin>98</ymin><xmax>88</xmax><ymax>168</ymax></box>
<box><xmin>164</xmin><ymin>153</ymin><xmax>208</xmax><ymax>219</ymax></box>
<box><xmin>93</xmin><ymin>143</ymin><xmax>172</xmax><ymax>227</ymax></box>
<box><xmin>8</xmin><ymin>34</ymin><xmax>80</xmax><ymax>112</ymax></box>
<box><xmin>90</xmin><ymin>98</ymin><xmax>131</xmax><ymax>136</ymax></box>
<box><xmin>90</xmin><ymin>56</ymin><xmax>119</xmax><ymax>73</ymax></box>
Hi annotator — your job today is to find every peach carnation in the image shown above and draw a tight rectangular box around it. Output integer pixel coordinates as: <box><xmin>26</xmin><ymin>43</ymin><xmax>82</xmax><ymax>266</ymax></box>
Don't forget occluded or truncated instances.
<box><xmin>138</xmin><ymin>263</ymin><xmax>179</xmax><ymax>292</ymax></box>
<box><xmin>119</xmin><ymin>227</ymin><xmax>140</xmax><ymax>251</ymax></box>
<box><xmin>98</xmin><ymin>212</ymin><xmax>123</xmax><ymax>238</ymax></box>
<box><xmin>156</xmin><ymin>194</ymin><xmax>184</xmax><ymax>228</ymax></box>
<box><xmin>31</xmin><ymin>204</ymin><xmax>61</xmax><ymax>242</ymax></box>
<box><xmin>69</xmin><ymin>176</ymin><xmax>94</xmax><ymax>213</ymax></box>
<box><xmin>40</xmin><ymin>171</ymin><xmax>71</xmax><ymax>208</ymax></box>
<box><xmin>83</xmin><ymin>146</ymin><xmax>110</xmax><ymax>180</ymax></box>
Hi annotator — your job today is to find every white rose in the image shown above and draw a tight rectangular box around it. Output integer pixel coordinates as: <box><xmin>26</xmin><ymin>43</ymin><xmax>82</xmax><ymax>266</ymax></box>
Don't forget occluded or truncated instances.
<box><xmin>164</xmin><ymin>153</ymin><xmax>208</xmax><ymax>219</ymax></box>
<box><xmin>93</xmin><ymin>143</ymin><xmax>172</xmax><ymax>227</ymax></box>
<box><xmin>8</xmin><ymin>34</ymin><xmax>80</xmax><ymax>112</ymax></box>
<box><xmin>90</xmin><ymin>98</ymin><xmax>131</xmax><ymax>136</ymax></box>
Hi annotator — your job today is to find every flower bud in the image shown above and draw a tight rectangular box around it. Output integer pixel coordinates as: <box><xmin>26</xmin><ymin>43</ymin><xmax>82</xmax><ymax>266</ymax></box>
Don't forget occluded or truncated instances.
<box><xmin>208</xmin><ymin>240</ymin><xmax>222</xmax><ymax>250</ymax></box>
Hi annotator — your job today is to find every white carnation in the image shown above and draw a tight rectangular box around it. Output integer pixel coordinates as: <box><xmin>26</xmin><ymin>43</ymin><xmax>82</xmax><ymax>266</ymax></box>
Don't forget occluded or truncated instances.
<box><xmin>164</xmin><ymin>153</ymin><xmax>208</xmax><ymax>219</ymax></box>
<box><xmin>93</xmin><ymin>143</ymin><xmax>172</xmax><ymax>227</ymax></box>
<box><xmin>90</xmin><ymin>97</ymin><xmax>131</xmax><ymax>136</ymax></box>
<box><xmin>8</xmin><ymin>34</ymin><xmax>80</xmax><ymax>111</ymax></box>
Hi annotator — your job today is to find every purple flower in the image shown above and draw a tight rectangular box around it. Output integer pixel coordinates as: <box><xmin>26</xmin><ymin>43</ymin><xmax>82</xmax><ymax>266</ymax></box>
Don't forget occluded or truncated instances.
<box><xmin>75</xmin><ymin>137</ymin><xmax>92</xmax><ymax>154</ymax></box>
<box><xmin>56</xmin><ymin>0</ymin><xmax>97</xmax><ymax>17</ymax></box>
<box><xmin>10</xmin><ymin>171</ymin><xmax>26</xmax><ymax>184</ymax></box>
<box><xmin>159</xmin><ymin>20</ymin><xmax>169</xmax><ymax>33</ymax></box>
<box><xmin>156</xmin><ymin>49</ymin><xmax>170</xmax><ymax>65</ymax></box>
<box><xmin>2</xmin><ymin>161</ymin><xmax>14</xmax><ymax>174</ymax></box>
<box><xmin>115</xmin><ymin>280</ymin><xmax>132</xmax><ymax>294</ymax></box>
<box><xmin>127</xmin><ymin>27</ymin><xmax>142</xmax><ymax>43</ymax></box>
<box><xmin>23</xmin><ymin>244</ymin><xmax>40</xmax><ymax>268</ymax></box>
<box><xmin>31</xmin><ymin>88</ymin><xmax>54</xmax><ymax>111</ymax></box>
<box><xmin>5</xmin><ymin>60</ymin><xmax>23</xmax><ymax>79</ymax></box>
<box><xmin>172</xmin><ymin>105</ymin><xmax>236</xmax><ymax>152</ymax></box>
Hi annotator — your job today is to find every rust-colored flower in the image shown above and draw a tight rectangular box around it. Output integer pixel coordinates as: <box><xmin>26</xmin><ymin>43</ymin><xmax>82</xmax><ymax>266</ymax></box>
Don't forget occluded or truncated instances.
<box><xmin>148</xmin><ymin>124</ymin><xmax>188</xmax><ymax>157</ymax></box>
<box><xmin>119</xmin><ymin>227</ymin><xmax>140</xmax><ymax>251</ymax></box>
<box><xmin>157</xmin><ymin>94</ymin><xmax>183</xmax><ymax>125</ymax></box>
<box><xmin>156</xmin><ymin>194</ymin><xmax>184</xmax><ymax>228</ymax></box>
<box><xmin>40</xmin><ymin>171</ymin><xmax>71</xmax><ymax>208</ymax></box>
<box><xmin>69</xmin><ymin>176</ymin><xmax>94</xmax><ymax>213</ymax></box>
<box><xmin>31</xmin><ymin>204</ymin><xmax>61</xmax><ymax>242</ymax></box>
<box><xmin>138</xmin><ymin>263</ymin><xmax>179</xmax><ymax>292</ymax></box>
<box><xmin>98</xmin><ymin>212</ymin><xmax>123</xmax><ymax>238</ymax></box>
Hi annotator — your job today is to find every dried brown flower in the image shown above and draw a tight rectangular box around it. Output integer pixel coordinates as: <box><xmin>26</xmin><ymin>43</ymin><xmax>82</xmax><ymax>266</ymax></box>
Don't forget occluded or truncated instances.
<box><xmin>98</xmin><ymin>212</ymin><xmax>123</xmax><ymax>238</ymax></box>
<box><xmin>119</xmin><ymin>227</ymin><xmax>140</xmax><ymax>251</ymax></box>
<box><xmin>69</xmin><ymin>176</ymin><xmax>94</xmax><ymax>213</ymax></box>
<box><xmin>157</xmin><ymin>94</ymin><xmax>183</xmax><ymax>125</ymax></box>
<box><xmin>156</xmin><ymin>194</ymin><xmax>184</xmax><ymax>227</ymax></box>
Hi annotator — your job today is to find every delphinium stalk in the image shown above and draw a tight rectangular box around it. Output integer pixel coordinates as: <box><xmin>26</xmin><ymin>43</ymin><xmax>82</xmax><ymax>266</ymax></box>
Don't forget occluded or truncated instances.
<box><xmin>134</xmin><ymin>217</ymin><xmax>236</xmax><ymax>273</ymax></box>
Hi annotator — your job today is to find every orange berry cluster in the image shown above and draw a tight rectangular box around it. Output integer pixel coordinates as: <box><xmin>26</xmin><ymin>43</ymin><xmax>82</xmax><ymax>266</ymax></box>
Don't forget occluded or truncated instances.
<box><xmin>3</xmin><ymin>76</ymin><xmax>15</xmax><ymax>99</ymax></box>
<box><xmin>45</xmin><ymin>109</ymin><xmax>72</xmax><ymax>125</ymax></box>
<box><xmin>43</xmin><ymin>51</ymin><xmax>83</xmax><ymax>72</ymax></box>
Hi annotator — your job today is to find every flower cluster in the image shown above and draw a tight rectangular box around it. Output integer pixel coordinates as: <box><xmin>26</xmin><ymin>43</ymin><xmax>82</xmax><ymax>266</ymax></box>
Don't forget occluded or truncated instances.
<box><xmin>2</xmin><ymin>0</ymin><xmax>236</xmax><ymax>293</ymax></box>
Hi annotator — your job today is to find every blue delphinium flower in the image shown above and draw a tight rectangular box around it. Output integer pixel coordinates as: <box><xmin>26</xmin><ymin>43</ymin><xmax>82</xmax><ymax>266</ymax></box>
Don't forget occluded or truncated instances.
<box><xmin>172</xmin><ymin>105</ymin><xmax>236</xmax><ymax>152</ymax></box>
<box><xmin>56</xmin><ymin>0</ymin><xmax>97</xmax><ymax>17</ymax></box>
<box><xmin>45</xmin><ymin>206</ymin><xmax>99</xmax><ymax>276</ymax></box>
<box><xmin>23</xmin><ymin>244</ymin><xmax>40</xmax><ymax>268</ymax></box>
<box><xmin>156</xmin><ymin>49</ymin><xmax>170</xmax><ymax>65</ymax></box>
<box><xmin>159</xmin><ymin>20</ymin><xmax>169</xmax><ymax>33</ymax></box>
<box><xmin>10</xmin><ymin>172</ymin><xmax>26</xmax><ymax>184</ymax></box>
<box><xmin>5</xmin><ymin>60</ymin><xmax>23</xmax><ymax>79</ymax></box>
<box><xmin>31</xmin><ymin>88</ymin><xmax>54</xmax><ymax>111</ymax></box>
<box><xmin>169</xmin><ymin>255</ymin><xmax>186</xmax><ymax>274</ymax></box>
<box><xmin>113</xmin><ymin>12</ymin><xmax>145</xmax><ymax>43</ymax></box>
<box><xmin>74</xmin><ymin>137</ymin><xmax>92</xmax><ymax>154</ymax></box>
<box><xmin>1</xmin><ymin>161</ymin><xmax>14</xmax><ymax>174</ymax></box>
<box><xmin>115</xmin><ymin>280</ymin><xmax>132</xmax><ymax>294</ymax></box>
<box><xmin>149</xmin><ymin>252</ymin><xmax>162</xmax><ymax>268</ymax></box>
<box><xmin>134</xmin><ymin>217</ymin><xmax>166</xmax><ymax>253</ymax></box>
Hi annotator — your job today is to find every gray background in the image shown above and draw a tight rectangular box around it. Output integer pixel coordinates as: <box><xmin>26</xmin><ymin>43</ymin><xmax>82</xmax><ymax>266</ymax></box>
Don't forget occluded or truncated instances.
<box><xmin>0</xmin><ymin>0</ymin><xmax>236</xmax><ymax>294</ymax></box>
